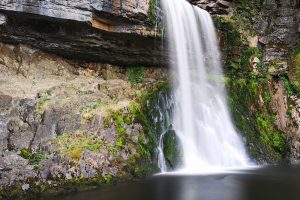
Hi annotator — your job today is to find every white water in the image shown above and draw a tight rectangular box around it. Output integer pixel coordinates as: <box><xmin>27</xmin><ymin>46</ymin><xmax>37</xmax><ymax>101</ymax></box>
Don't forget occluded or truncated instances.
<box><xmin>159</xmin><ymin>0</ymin><xmax>251</xmax><ymax>173</ymax></box>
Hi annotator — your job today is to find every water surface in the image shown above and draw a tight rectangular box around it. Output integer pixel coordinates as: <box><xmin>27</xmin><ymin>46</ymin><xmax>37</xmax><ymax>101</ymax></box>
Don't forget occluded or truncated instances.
<box><xmin>44</xmin><ymin>166</ymin><xmax>300</xmax><ymax>200</ymax></box>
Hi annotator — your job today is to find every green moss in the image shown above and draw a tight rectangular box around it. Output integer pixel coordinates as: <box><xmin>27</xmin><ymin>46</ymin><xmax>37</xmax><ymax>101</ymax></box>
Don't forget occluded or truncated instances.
<box><xmin>19</xmin><ymin>149</ymin><xmax>46</xmax><ymax>169</ymax></box>
<box><xmin>146</xmin><ymin>0</ymin><xmax>156</xmax><ymax>25</ymax></box>
<box><xmin>163</xmin><ymin>131</ymin><xmax>181</xmax><ymax>169</ymax></box>
<box><xmin>116</xmin><ymin>138</ymin><xmax>124</xmax><ymax>149</ymax></box>
<box><xmin>20</xmin><ymin>148</ymin><xmax>32</xmax><ymax>159</ymax></box>
<box><xmin>103</xmin><ymin>82</ymin><xmax>170</xmax><ymax>176</ymax></box>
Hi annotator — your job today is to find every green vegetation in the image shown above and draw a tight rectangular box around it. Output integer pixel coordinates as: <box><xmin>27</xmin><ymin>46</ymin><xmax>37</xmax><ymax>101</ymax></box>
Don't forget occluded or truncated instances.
<box><xmin>256</xmin><ymin>114</ymin><xmax>286</xmax><ymax>153</ymax></box>
<box><xmin>20</xmin><ymin>148</ymin><xmax>46</xmax><ymax>169</ymax></box>
<box><xmin>226</xmin><ymin>75</ymin><xmax>287</xmax><ymax>161</ymax></box>
<box><xmin>281</xmin><ymin>76</ymin><xmax>300</xmax><ymax>96</ymax></box>
<box><xmin>214</xmin><ymin>9</ymin><xmax>289</xmax><ymax>162</ymax></box>
<box><xmin>146</xmin><ymin>0</ymin><xmax>156</xmax><ymax>25</ymax></box>
<box><xmin>232</xmin><ymin>0</ymin><xmax>261</xmax><ymax>35</ymax></box>
<box><xmin>263</xmin><ymin>91</ymin><xmax>272</xmax><ymax>103</ymax></box>
<box><xmin>55</xmin><ymin>132</ymin><xmax>105</xmax><ymax>160</ymax></box>
<box><xmin>128</xmin><ymin>67</ymin><xmax>144</xmax><ymax>84</ymax></box>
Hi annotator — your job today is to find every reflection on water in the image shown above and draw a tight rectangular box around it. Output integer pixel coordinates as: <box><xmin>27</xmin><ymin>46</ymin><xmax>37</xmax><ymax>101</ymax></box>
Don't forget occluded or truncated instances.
<box><xmin>43</xmin><ymin>166</ymin><xmax>300</xmax><ymax>200</ymax></box>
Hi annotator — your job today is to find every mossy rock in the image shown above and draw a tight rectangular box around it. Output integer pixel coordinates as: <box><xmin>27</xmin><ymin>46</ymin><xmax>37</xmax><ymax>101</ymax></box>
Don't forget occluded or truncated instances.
<box><xmin>227</xmin><ymin>76</ymin><xmax>287</xmax><ymax>163</ymax></box>
<box><xmin>163</xmin><ymin>129</ymin><xmax>182</xmax><ymax>170</ymax></box>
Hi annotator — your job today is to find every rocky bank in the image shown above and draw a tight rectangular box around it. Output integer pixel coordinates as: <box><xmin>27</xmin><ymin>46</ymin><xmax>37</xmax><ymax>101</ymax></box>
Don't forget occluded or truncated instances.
<box><xmin>0</xmin><ymin>41</ymin><xmax>168</xmax><ymax>199</ymax></box>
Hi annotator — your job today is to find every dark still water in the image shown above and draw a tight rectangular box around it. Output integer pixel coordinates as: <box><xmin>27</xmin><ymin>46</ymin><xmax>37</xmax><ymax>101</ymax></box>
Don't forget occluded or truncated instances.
<box><xmin>44</xmin><ymin>166</ymin><xmax>300</xmax><ymax>200</ymax></box>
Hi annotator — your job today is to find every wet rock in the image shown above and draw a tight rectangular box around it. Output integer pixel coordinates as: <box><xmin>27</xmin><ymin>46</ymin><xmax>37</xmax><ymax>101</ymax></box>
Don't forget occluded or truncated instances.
<box><xmin>0</xmin><ymin>13</ymin><xmax>6</xmax><ymax>26</ymax></box>
<box><xmin>163</xmin><ymin>129</ymin><xmax>182</xmax><ymax>170</ymax></box>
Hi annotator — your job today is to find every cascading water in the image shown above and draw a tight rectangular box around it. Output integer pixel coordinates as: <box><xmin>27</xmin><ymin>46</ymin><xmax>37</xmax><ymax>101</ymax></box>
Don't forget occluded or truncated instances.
<box><xmin>160</xmin><ymin>0</ymin><xmax>252</xmax><ymax>173</ymax></box>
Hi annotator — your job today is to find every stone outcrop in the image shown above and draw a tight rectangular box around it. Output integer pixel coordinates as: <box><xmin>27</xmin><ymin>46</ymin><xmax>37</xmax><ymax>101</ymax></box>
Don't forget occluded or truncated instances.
<box><xmin>0</xmin><ymin>0</ymin><xmax>166</xmax><ymax>67</ymax></box>
<box><xmin>255</xmin><ymin>0</ymin><xmax>300</xmax><ymax>162</ymax></box>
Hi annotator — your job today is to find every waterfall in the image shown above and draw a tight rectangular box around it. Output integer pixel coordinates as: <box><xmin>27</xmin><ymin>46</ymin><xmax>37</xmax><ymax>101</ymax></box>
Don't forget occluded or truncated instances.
<box><xmin>160</xmin><ymin>0</ymin><xmax>251</xmax><ymax>173</ymax></box>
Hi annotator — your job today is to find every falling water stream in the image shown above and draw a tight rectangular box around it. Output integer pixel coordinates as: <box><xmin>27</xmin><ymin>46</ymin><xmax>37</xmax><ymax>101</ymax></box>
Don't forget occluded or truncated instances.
<box><xmin>159</xmin><ymin>0</ymin><xmax>251</xmax><ymax>173</ymax></box>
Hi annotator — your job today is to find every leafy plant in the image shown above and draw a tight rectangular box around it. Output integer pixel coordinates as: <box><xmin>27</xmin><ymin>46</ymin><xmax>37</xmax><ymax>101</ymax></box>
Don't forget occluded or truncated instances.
<box><xmin>281</xmin><ymin>76</ymin><xmax>299</xmax><ymax>96</ymax></box>
<box><xmin>263</xmin><ymin>91</ymin><xmax>271</xmax><ymax>103</ymax></box>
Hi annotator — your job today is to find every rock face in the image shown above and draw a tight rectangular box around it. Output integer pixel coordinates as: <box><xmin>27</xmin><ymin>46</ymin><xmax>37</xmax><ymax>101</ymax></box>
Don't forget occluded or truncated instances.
<box><xmin>0</xmin><ymin>0</ymin><xmax>150</xmax><ymax>23</ymax></box>
<box><xmin>0</xmin><ymin>42</ymin><xmax>167</xmax><ymax>197</ymax></box>
<box><xmin>0</xmin><ymin>0</ymin><xmax>166</xmax><ymax>67</ymax></box>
